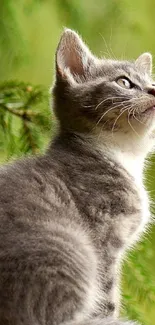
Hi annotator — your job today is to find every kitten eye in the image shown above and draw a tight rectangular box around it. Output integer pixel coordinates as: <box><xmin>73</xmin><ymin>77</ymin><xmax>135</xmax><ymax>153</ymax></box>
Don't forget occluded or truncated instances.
<box><xmin>116</xmin><ymin>78</ymin><xmax>132</xmax><ymax>89</ymax></box>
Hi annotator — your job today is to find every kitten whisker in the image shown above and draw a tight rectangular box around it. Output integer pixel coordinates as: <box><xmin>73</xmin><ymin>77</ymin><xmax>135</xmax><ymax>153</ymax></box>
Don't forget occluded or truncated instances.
<box><xmin>96</xmin><ymin>102</ymin><xmax>128</xmax><ymax>125</ymax></box>
<box><xmin>111</xmin><ymin>105</ymin><xmax>131</xmax><ymax>135</ymax></box>
<box><xmin>94</xmin><ymin>96</ymin><xmax>131</xmax><ymax>111</ymax></box>
<box><xmin>127</xmin><ymin>108</ymin><xmax>140</xmax><ymax>138</ymax></box>
<box><xmin>131</xmin><ymin>107</ymin><xmax>145</xmax><ymax>125</ymax></box>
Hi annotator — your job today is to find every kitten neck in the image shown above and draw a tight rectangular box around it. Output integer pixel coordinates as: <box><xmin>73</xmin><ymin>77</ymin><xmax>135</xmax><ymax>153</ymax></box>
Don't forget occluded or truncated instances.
<box><xmin>94</xmin><ymin>130</ymin><xmax>153</xmax><ymax>182</ymax></box>
<box><xmin>74</xmin><ymin>130</ymin><xmax>153</xmax><ymax>182</ymax></box>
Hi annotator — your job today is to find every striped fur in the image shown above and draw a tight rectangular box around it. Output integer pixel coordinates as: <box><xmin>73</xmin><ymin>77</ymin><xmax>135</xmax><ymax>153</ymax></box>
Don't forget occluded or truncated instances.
<box><xmin>0</xmin><ymin>29</ymin><xmax>154</xmax><ymax>325</ymax></box>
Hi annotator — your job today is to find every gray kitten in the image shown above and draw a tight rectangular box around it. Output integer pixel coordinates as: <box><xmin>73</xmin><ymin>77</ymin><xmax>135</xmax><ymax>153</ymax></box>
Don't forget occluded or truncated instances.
<box><xmin>0</xmin><ymin>29</ymin><xmax>154</xmax><ymax>325</ymax></box>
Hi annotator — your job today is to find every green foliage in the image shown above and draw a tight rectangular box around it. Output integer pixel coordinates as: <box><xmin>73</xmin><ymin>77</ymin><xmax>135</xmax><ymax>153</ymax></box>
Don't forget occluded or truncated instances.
<box><xmin>0</xmin><ymin>80</ymin><xmax>51</xmax><ymax>160</ymax></box>
<box><xmin>0</xmin><ymin>0</ymin><xmax>26</xmax><ymax>75</ymax></box>
<box><xmin>122</xmin><ymin>238</ymin><xmax>155</xmax><ymax>324</ymax></box>
<box><xmin>0</xmin><ymin>1</ymin><xmax>155</xmax><ymax>324</ymax></box>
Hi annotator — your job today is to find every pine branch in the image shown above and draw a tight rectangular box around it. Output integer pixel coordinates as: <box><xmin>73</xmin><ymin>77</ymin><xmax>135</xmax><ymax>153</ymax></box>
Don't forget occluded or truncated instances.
<box><xmin>0</xmin><ymin>81</ymin><xmax>51</xmax><ymax>158</ymax></box>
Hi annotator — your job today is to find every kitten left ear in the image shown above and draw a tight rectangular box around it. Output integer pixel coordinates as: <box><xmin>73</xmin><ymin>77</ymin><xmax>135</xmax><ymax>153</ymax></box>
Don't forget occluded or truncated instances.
<box><xmin>135</xmin><ymin>52</ymin><xmax>152</xmax><ymax>75</ymax></box>
<box><xmin>56</xmin><ymin>29</ymin><xmax>96</xmax><ymax>83</ymax></box>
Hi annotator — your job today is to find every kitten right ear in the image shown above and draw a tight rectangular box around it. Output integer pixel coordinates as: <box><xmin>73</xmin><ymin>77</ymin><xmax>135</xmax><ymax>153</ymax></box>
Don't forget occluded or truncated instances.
<box><xmin>135</xmin><ymin>52</ymin><xmax>152</xmax><ymax>75</ymax></box>
<box><xmin>55</xmin><ymin>29</ymin><xmax>96</xmax><ymax>83</ymax></box>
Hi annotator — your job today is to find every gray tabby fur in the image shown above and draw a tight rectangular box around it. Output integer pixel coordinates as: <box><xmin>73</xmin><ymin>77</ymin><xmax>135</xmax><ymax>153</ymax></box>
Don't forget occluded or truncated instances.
<box><xmin>0</xmin><ymin>29</ymin><xmax>155</xmax><ymax>325</ymax></box>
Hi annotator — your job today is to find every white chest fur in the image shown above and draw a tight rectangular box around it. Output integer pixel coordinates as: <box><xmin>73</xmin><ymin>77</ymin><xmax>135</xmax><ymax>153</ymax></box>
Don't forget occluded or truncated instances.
<box><xmin>115</xmin><ymin>150</ymin><xmax>150</xmax><ymax>235</ymax></box>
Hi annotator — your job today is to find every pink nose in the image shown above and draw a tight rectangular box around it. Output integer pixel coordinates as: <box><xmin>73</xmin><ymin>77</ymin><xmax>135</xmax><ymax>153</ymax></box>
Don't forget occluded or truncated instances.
<box><xmin>148</xmin><ymin>88</ymin><xmax>155</xmax><ymax>97</ymax></box>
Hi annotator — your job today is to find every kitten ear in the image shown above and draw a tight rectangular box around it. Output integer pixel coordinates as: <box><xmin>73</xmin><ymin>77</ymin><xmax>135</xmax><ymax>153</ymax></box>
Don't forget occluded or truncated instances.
<box><xmin>135</xmin><ymin>52</ymin><xmax>152</xmax><ymax>75</ymax></box>
<box><xmin>56</xmin><ymin>29</ymin><xmax>95</xmax><ymax>83</ymax></box>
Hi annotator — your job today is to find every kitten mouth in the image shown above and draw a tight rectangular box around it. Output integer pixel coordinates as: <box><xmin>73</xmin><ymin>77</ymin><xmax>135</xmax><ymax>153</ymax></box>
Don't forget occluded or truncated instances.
<box><xmin>143</xmin><ymin>105</ymin><xmax>155</xmax><ymax>114</ymax></box>
<box><xmin>131</xmin><ymin>105</ymin><xmax>155</xmax><ymax>118</ymax></box>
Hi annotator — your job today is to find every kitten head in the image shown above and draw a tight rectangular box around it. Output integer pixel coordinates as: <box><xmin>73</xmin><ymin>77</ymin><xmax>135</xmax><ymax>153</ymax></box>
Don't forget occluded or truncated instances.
<box><xmin>52</xmin><ymin>29</ymin><xmax>155</xmax><ymax>154</ymax></box>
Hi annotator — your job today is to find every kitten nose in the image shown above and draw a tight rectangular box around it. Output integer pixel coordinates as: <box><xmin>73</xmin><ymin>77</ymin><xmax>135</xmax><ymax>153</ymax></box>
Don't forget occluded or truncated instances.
<box><xmin>148</xmin><ymin>87</ymin><xmax>155</xmax><ymax>97</ymax></box>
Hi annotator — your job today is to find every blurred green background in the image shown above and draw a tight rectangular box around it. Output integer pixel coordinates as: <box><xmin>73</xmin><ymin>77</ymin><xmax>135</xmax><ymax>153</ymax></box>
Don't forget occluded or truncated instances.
<box><xmin>0</xmin><ymin>0</ymin><xmax>155</xmax><ymax>324</ymax></box>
